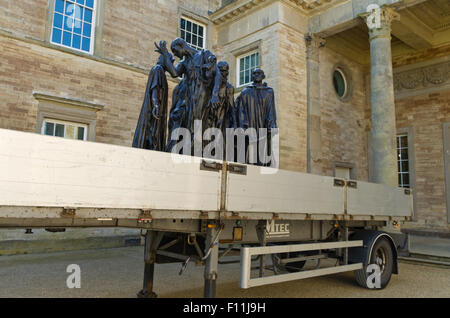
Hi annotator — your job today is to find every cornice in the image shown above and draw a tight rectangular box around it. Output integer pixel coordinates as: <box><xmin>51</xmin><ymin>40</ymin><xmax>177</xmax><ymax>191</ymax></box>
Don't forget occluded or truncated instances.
<box><xmin>210</xmin><ymin>0</ymin><xmax>339</xmax><ymax>26</ymax></box>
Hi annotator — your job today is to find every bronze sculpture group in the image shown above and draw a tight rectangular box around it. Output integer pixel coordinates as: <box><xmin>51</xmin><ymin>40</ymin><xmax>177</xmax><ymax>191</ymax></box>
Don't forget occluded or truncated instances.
<box><xmin>133</xmin><ymin>38</ymin><xmax>277</xmax><ymax>166</ymax></box>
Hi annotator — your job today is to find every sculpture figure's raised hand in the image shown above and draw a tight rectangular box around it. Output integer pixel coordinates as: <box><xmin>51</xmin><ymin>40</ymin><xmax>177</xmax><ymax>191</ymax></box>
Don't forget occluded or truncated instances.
<box><xmin>154</xmin><ymin>41</ymin><xmax>168</xmax><ymax>56</ymax></box>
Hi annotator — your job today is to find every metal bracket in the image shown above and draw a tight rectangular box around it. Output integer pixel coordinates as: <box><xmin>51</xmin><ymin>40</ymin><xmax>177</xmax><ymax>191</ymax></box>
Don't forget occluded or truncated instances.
<box><xmin>334</xmin><ymin>179</ymin><xmax>345</xmax><ymax>187</ymax></box>
<box><xmin>347</xmin><ymin>181</ymin><xmax>357</xmax><ymax>189</ymax></box>
<box><xmin>228</xmin><ymin>163</ymin><xmax>247</xmax><ymax>175</ymax></box>
<box><xmin>200</xmin><ymin>160</ymin><xmax>247</xmax><ymax>176</ymax></box>
<box><xmin>138</xmin><ymin>210</ymin><xmax>153</xmax><ymax>223</ymax></box>
<box><xmin>200</xmin><ymin>160</ymin><xmax>222</xmax><ymax>172</ymax></box>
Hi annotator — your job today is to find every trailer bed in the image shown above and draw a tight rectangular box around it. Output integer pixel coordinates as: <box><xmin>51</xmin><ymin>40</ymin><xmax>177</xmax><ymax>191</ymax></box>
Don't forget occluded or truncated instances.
<box><xmin>0</xmin><ymin>128</ymin><xmax>412</xmax><ymax>226</ymax></box>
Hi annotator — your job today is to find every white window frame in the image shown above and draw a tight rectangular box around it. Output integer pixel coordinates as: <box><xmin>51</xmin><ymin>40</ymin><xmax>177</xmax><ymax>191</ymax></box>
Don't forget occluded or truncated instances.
<box><xmin>50</xmin><ymin>0</ymin><xmax>97</xmax><ymax>55</ymax></box>
<box><xmin>41</xmin><ymin>118</ymin><xmax>88</xmax><ymax>141</ymax></box>
<box><xmin>236</xmin><ymin>50</ymin><xmax>260</xmax><ymax>88</ymax></box>
<box><xmin>180</xmin><ymin>16</ymin><xmax>206</xmax><ymax>50</ymax></box>
<box><xmin>397</xmin><ymin>133</ymin><xmax>410</xmax><ymax>188</ymax></box>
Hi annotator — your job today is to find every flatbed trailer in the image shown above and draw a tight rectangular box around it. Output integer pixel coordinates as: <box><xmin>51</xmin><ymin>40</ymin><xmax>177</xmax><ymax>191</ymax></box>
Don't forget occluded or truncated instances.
<box><xmin>0</xmin><ymin>128</ymin><xmax>413</xmax><ymax>297</ymax></box>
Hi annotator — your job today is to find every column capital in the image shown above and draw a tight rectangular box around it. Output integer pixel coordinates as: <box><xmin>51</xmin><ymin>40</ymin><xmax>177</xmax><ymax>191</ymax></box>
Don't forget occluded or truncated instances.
<box><xmin>360</xmin><ymin>6</ymin><xmax>400</xmax><ymax>40</ymax></box>
<box><xmin>305</xmin><ymin>33</ymin><xmax>326</xmax><ymax>60</ymax></box>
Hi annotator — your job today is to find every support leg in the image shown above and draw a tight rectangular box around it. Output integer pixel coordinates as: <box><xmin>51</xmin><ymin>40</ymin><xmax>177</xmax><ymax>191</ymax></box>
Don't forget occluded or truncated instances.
<box><xmin>204</xmin><ymin>225</ymin><xmax>219</xmax><ymax>298</ymax></box>
<box><xmin>256</xmin><ymin>220</ymin><xmax>267</xmax><ymax>277</ymax></box>
<box><xmin>137</xmin><ymin>230</ymin><xmax>164</xmax><ymax>298</ymax></box>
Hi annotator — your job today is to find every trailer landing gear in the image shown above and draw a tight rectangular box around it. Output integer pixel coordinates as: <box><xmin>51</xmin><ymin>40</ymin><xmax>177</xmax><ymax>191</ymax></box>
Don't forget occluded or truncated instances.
<box><xmin>203</xmin><ymin>225</ymin><xmax>219</xmax><ymax>298</ymax></box>
<box><xmin>137</xmin><ymin>230</ymin><xmax>164</xmax><ymax>298</ymax></box>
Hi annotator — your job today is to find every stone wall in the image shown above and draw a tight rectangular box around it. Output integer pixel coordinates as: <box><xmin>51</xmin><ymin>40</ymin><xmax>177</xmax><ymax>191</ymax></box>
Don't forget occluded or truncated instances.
<box><xmin>0</xmin><ymin>35</ymin><xmax>153</xmax><ymax>145</ymax></box>
<box><xmin>0</xmin><ymin>0</ymin><xmax>48</xmax><ymax>39</ymax></box>
<box><xmin>396</xmin><ymin>89</ymin><xmax>450</xmax><ymax>231</ymax></box>
<box><xmin>101</xmin><ymin>0</ymin><xmax>221</xmax><ymax>69</ymax></box>
<box><xmin>318</xmin><ymin>47</ymin><xmax>370</xmax><ymax>180</ymax></box>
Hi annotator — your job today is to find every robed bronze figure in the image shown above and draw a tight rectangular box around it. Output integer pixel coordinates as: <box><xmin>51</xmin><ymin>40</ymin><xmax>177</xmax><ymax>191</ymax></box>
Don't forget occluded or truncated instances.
<box><xmin>155</xmin><ymin>39</ymin><xmax>222</xmax><ymax>152</ymax></box>
<box><xmin>235</xmin><ymin>68</ymin><xmax>277</xmax><ymax>165</ymax></box>
<box><xmin>132</xmin><ymin>52</ymin><xmax>174</xmax><ymax>151</ymax></box>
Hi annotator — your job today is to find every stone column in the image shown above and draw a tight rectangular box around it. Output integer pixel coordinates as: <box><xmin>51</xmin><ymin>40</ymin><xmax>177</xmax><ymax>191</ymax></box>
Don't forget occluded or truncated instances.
<box><xmin>362</xmin><ymin>6</ymin><xmax>400</xmax><ymax>186</ymax></box>
<box><xmin>305</xmin><ymin>33</ymin><xmax>325</xmax><ymax>175</ymax></box>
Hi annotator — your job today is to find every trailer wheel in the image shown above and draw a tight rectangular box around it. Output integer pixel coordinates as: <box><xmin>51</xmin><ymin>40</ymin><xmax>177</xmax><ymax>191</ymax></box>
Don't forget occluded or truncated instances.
<box><xmin>354</xmin><ymin>237</ymin><xmax>394</xmax><ymax>289</ymax></box>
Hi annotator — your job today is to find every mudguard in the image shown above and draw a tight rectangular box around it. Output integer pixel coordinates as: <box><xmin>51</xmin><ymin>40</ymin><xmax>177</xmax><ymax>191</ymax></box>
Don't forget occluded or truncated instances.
<box><xmin>348</xmin><ymin>230</ymin><xmax>398</xmax><ymax>274</ymax></box>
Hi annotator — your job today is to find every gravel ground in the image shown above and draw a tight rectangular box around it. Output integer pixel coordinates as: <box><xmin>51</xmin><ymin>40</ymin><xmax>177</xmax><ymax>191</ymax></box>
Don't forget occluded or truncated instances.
<box><xmin>0</xmin><ymin>246</ymin><xmax>449</xmax><ymax>298</ymax></box>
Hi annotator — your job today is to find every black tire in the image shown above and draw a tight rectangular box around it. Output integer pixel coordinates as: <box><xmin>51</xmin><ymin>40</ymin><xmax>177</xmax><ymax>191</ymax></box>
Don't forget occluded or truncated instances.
<box><xmin>354</xmin><ymin>237</ymin><xmax>394</xmax><ymax>289</ymax></box>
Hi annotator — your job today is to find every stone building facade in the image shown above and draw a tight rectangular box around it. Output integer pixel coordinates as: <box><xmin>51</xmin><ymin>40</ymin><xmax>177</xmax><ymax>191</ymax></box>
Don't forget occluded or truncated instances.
<box><xmin>0</xmin><ymin>0</ymin><xmax>449</xmax><ymax>257</ymax></box>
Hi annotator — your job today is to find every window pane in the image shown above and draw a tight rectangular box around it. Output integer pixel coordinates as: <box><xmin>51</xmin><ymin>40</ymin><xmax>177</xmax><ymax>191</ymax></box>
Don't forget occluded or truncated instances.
<box><xmin>198</xmin><ymin>26</ymin><xmax>203</xmax><ymax>37</ymax></box>
<box><xmin>76</xmin><ymin>0</ymin><xmax>85</xmax><ymax>5</ymax></box>
<box><xmin>64</xmin><ymin>1</ymin><xmax>72</xmax><ymax>15</ymax></box>
<box><xmin>64</xmin><ymin>16</ymin><xmax>73</xmax><ymax>31</ymax></box>
<box><xmin>72</xmin><ymin>34</ymin><xmax>81</xmax><ymax>49</ymax></box>
<box><xmin>74</xmin><ymin>20</ymin><xmax>82</xmax><ymax>34</ymax></box>
<box><xmin>77</xmin><ymin>127</ymin><xmax>85</xmax><ymax>140</ymax></box>
<box><xmin>44</xmin><ymin>122</ymin><xmax>55</xmax><ymax>136</ymax></box>
<box><xmin>240</xmin><ymin>72</ymin><xmax>244</xmax><ymax>86</ymax></box>
<box><xmin>84</xmin><ymin>9</ymin><xmax>93</xmax><ymax>23</ymax></box>
<box><xmin>181</xmin><ymin>18</ymin><xmax>186</xmax><ymax>30</ymax></box>
<box><xmin>73</xmin><ymin>4</ymin><xmax>83</xmax><ymax>19</ymax></box>
<box><xmin>85</xmin><ymin>0</ymin><xmax>94</xmax><ymax>9</ymax></box>
<box><xmin>186</xmin><ymin>20</ymin><xmax>192</xmax><ymax>32</ymax></box>
<box><xmin>400</xmin><ymin>148</ymin><xmax>408</xmax><ymax>160</ymax></box>
<box><xmin>55</xmin><ymin>124</ymin><xmax>65</xmax><ymax>137</ymax></box>
<box><xmin>193</xmin><ymin>24</ymin><xmax>197</xmax><ymax>34</ymax></box>
<box><xmin>53</xmin><ymin>13</ymin><xmax>63</xmax><ymax>29</ymax></box>
<box><xmin>186</xmin><ymin>32</ymin><xmax>191</xmax><ymax>44</ymax></box>
<box><xmin>55</xmin><ymin>0</ymin><xmax>65</xmax><ymax>13</ymax></box>
<box><xmin>401</xmin><ymin>160</ymin><xmax>409</xmax><ymax>173</ymax></box>
<box><xmin>192</xmin><ymin>35</ymin><xmax>198</xmax><ymax>47</ymax></box>
<box><xmin>63</xmin><ymin>31</ymin><xmax>72</xmax><ymax>46</ymax></box>
<box><xmin>400</xmin><ymin>136</ymin><xmax>408</xmax><ymax>148</ymax></box>
<box><xmin>52</xmin><ymin>28</ymin><xmax>62</xmax><ymax>44</ymax></box>
<box><xmin>181</xmin><ymin>30</ymin><xmax>185</xmax><ymax>41</ymax></box>
<box><xmin>244</xmin><ymin>71</ymin><xmax>250</xmax><ymax>84</ymax></box>
<box><xmin>82</xmin><ymin>37</ymin><xmax>91</xmax><ymax>52</ymax></box>
<box><xmin>83</xmin><ymin>22</ymin><xmax>91</xmax><ymax>37</ymax></box>
<box><xmin>402</xmin><ymin>174</ymin><xmax>410</xmax><ymax>186</ymax></box>
<box><xmin>333</xmin><ymin>70</ymin><xmax>346</xmax><ymax>97</ymax></box>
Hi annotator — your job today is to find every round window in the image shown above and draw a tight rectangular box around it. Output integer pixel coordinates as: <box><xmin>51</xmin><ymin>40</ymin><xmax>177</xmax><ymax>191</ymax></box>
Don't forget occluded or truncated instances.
<box><xmin>333</xmin><ymin>68</ymin><xmax>347</xmax><ymax>98</ymax></box>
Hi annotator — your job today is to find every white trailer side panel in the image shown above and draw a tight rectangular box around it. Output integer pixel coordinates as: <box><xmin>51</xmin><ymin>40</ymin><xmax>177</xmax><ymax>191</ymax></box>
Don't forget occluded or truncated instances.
<box><xmin>226</xmin><ymin>165</ymin><xmax>345</xmax><ymax>214</ymax></box>
<box><xmin>347</xmin><ymin>181</ymin><xmax>411</xmax><ymax>217</ymax></box>
<box><xmin>0</xmin><ymin>129</ymin><xmax>221</xmax><ymax>211</ymax></box>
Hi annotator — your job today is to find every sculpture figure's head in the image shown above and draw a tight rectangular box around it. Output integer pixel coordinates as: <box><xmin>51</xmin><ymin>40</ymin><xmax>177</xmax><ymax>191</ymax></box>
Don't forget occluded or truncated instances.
<box><xmin>217</xmin><ymin>61</ymin><xmax>229</xmax><ymax>79</ymax></box>
<box><xmin>251</xmin><ymin>68</ymin><xmax>266</xmax><ymax>84</ymax></box>
<box><xmin>170</xmin><ymin>38</ymin><xmax>196</xmax><ymax>59</ymax></box>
